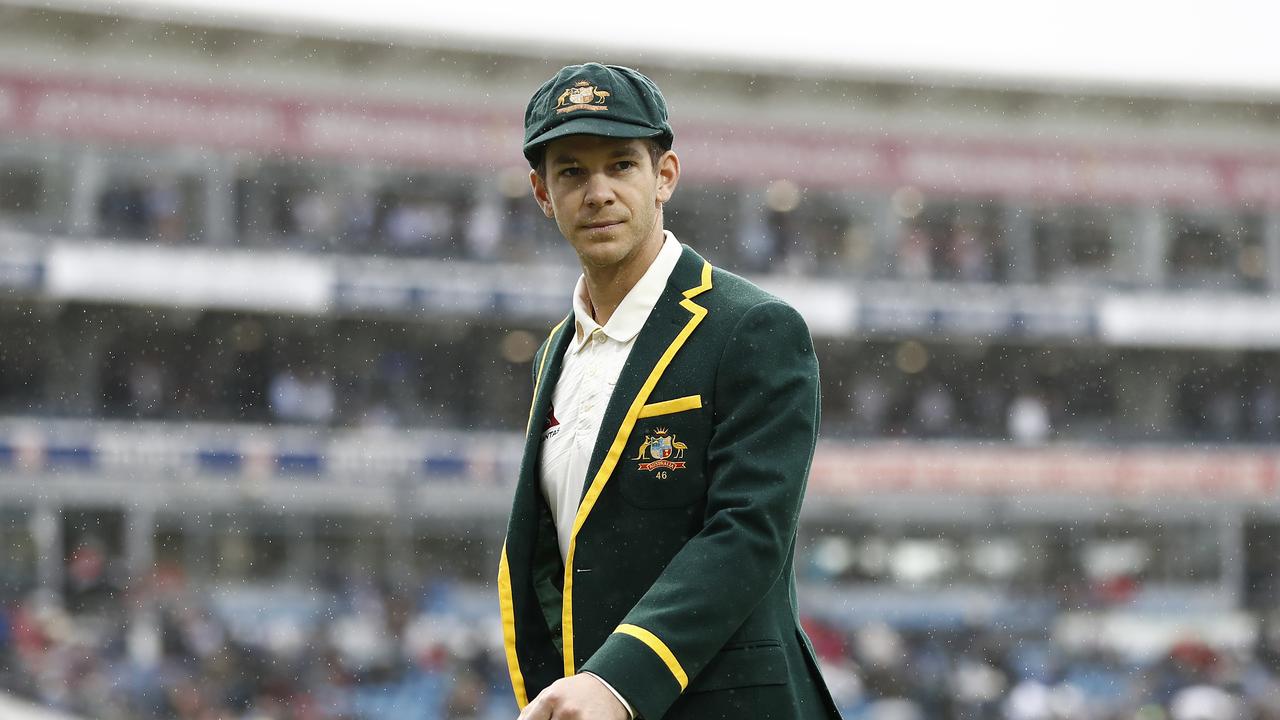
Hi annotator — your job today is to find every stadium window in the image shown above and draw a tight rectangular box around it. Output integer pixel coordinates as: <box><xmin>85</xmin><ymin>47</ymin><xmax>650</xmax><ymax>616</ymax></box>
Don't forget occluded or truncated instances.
<box><xmin>411</xmin><ymin>528</ymin><xmax>492</xmax><ymax>581</ymax></box>
<box><xmin>1156</xmin><ymin>523</ymin><xmax>1221</xmax><ymax>584</ymax></box>
<box><xmin>1166</xmin><ymin>210</ymin><xmax>1266</xmax><ymax>291</ymax></box>
<box><xmin>95</xmin><ymin>152</ymin><xmax>206</xmax><ymax>244</ymax></box>
<box><xmin>268</xmin><ymin>168</ymin><xmax>331</xmax><ymax>245</ymax></box>
<box><xmin>749</xmin><ymin>185</ymin><xmax>878</xmax><ymax>278</ymax></box>
<box><xmin>0</xmin><ymin>142</ymin><xmax>77</xmax><ymax>235</ymax></box>
<box><xmin>0</xmin><ymin>310</ymin><xmax>47</xmax><ymax>414</ymax></box>
<box><xmin>211</xmin><ymin>513</ymin><xmax>292</xmax><ymax>581</ymax></box>
<box><xmin>1054</xmin><ymin>358</ymin><xmax>1118</xmax><ymax>441</ymax></box>
<box><xmin>0</xmin><ymin>509</ymin><xmax>37</xmax><ymax>600</ymax></box>
<box><xmin>494</xmin><ymin>166</ymin><xmax>568</xmax><ymax>263</ymax></box>
<box><xmin>1243</xmin><ymin>353</ymin><xmax>1280</xmax><ymax>442</ymax></box>
<box><xmin>367</xmin><ymin>169</ymin><xmax>474</xmax><ymax>258</ymax></box>
<box><xmin>1080</xmin><ymin>534</ymin><xmax>1151</xmax><ymax>603</ymax></box>
<box><xmin>0</xmin><ymin>162</ymin><xmax>42</xmax><ymax>218</ymax></box>
<box><xmin>1031</xmin><ymin>205</ymin><xmax>1120</xmax><ymax>283</ymax></box>
<box><xmin>61</xmin><ymin>509</ymin><xmax>125</xmax><ymax>613</ymax></box>
<box><xmin>234</xmin><ymin>159</ymin><xmax>350</xmax><ymax>250</ymax></box>
<box><xmin>246</xmin><ymin>528</ymin><xmax>289</xmax><ymax>580</ymax></box>
<box><xmin>1173</xmin><ymin>353</ymin><xmax>1247</xmax><ymax>441</ymax></box>
<box><xmin>1081</xmin><ymin>521</ymin><xmax>1222</xmax><ymax>590</ymax></box>
<box><xmin>152</xmin><ymin>524</ymin><xmax>188</xmax><ymax>567</ymax></box>
<box><xmin>796</xmin><ymin>191</ymin><xmax>876</xmax><ymax>279</ymax></box>
<box><xmin>1244</xmin><ymin>519</ymin><xmax>1280</xmax><ymax>606</ymax></box>
<box><xmin>664</xmin><ymin>183</ymin><xmax>742</xmax><ymax>268</ymax></box>
<box><xmin>899</xmin><ymin>200</ymin><xmax>1006</xmax><ymax>283</ymax></box>
<box><xmin>314</xmin><ymin>515</ymin><xmax>390</xmax><ymax>583</ymax></box>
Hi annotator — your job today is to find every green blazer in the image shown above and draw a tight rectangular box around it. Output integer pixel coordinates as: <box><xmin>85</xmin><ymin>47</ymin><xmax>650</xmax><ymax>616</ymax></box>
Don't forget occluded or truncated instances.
<box><xmin>498</xmin><ymin>244</ymin><xmax>841</xmax><ymax>720</ymax></box>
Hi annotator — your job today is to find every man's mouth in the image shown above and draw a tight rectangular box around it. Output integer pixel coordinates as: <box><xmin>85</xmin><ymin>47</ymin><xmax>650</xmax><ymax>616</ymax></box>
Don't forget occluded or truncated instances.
<box><xmin>583</xmin><ymin>220</ymin><xmax>623</xmax><ymax>230</ymax></box>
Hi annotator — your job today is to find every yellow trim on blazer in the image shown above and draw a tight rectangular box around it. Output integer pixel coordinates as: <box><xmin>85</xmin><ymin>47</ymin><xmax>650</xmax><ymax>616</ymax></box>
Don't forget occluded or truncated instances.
<box><xmin>503</xmin><ymin>317</ymin><xmax>565</xmax><ymax>706</ymax></box>
<box><xmin>637</xmin><ymin>394</ymin><xmax>702</xmax><ymax>418</ymax></box>
<box><xmin>560</xmin><ymin>261</ymin><xmax>713</xmax><ymax>678</ymax></box>
<box><xmin>684</xmin><ymin>259</ymin><xmax>712</xmax><ymax>300</ymax></box>
<box><xmin>615</xmin><ymin>624</ymin><xmax>689</xmax><ymax>690</ymax></box>
<box><xmin>525</xmin><ymin>317</ymin><xmax>568</xmax><ymax>435</ymax></box>
<box><xmin>498</xmin><ymin>544</ymin><xmax>529</xmax><ymax>708</ymax></box>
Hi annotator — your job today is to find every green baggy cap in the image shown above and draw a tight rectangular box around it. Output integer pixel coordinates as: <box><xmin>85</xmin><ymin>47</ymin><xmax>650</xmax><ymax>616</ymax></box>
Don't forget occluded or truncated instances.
<box><xmin>523</xmin><ymin>63</ymin><xmax>673</xmax><ymax>167</ymax></box>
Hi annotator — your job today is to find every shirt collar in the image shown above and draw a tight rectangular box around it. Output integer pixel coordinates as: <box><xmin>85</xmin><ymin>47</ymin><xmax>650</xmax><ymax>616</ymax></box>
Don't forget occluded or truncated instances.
<box><xmin>571</xmin><ymin>231</ymin><xmax>682</xmax><ymax>351</ymax></box>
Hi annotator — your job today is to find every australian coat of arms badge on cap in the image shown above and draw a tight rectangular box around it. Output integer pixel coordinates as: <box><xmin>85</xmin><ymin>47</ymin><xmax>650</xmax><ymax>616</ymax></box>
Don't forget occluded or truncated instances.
<box><xmin>555</xmin><ymin>81</ymin><xmax>611</xmax><ymax>114</ymax></box>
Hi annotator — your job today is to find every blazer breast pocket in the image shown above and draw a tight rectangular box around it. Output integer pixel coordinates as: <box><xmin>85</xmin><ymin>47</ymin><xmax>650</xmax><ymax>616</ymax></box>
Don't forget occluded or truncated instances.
<box><xmin>618</xmin><ymin>395</ymin><xmax>707</xmax><ymax>509</ymax></box>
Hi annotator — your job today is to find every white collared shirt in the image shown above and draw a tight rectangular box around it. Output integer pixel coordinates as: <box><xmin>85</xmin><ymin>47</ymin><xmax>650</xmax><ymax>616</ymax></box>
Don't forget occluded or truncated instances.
<box><xmin>540</xmin><ymin>231</ymin><xmax>683</xmax><ymax>561</ymax></box>
<box><xmin>539</xmin><ymin>231</ymin><xmax>682</xmax><ymax>720</ymax></box>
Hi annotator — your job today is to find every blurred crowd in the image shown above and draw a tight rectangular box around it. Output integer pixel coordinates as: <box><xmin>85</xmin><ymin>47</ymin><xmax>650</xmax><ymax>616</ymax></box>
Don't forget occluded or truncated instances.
<box><xmin>896</xmin><ymin>215</ymin><xmax>1005</xmax><ymax>284</ymax></box>
<box><xmin>76</xmin><ymin>172</ymin><xmax>1041</xmax><ymax>283</ymax></box>
<box><xmin>3</xmin><ymin>147</ymin><xmax>1279</xmax><ymax>448</ymax></box>
<box><xmin>0</xmin><ymin>315</ymin><xmax>1275</xmax><ymax>445</ymax></box>
<box><xmin>3</xmin><ymin>143</ymin><xmax>1270</xmax><ymax>291</ymax></box>
<box><xmin>8</xmin><ymin>566</ymin><xmax>1280</xmax><ymax>720</ymax></box>
<box><xmin>836</xmin><ymin>360</ymin><xmax>1280</xmax><ymax>445</ymax></box>
<box><xmin>93</xmin><ymin>174</ymin><xmax>489</xmax><ymax>261</ymax></box>
<box><xmin>92</xmin><ymin>325</ymin><xmax>546</xmax><ymax>433</ymax></box>
<box><xmin>0</xmin><ymin>564</ymin><xmax>513</xmax><ymax>720</ymax></box>
<box><xmin>805</xmin><ymin>615</ymin><xmax>1280</xmax><ymax>720</ymax></box>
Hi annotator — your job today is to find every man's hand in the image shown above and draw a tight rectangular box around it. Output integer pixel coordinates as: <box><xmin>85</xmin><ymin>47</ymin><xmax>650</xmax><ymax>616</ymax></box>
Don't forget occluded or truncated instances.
<box><xmin>518</xmin><ymin>673</ymin><xmax>629</xmax><ymax>720</ymax></box>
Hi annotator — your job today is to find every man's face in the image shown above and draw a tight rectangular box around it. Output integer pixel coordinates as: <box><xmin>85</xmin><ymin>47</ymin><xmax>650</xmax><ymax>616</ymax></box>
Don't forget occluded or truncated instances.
<box><xmin>530</xmin><ymin>135</ymin><xmax>679</xmax><ymax>272</ymax></box>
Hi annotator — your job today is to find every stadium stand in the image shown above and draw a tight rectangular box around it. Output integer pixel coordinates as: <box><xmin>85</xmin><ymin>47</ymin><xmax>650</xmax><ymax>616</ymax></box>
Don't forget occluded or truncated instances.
<box><xmin>0</xmin><ymin>693</ymin><xmax>85</xmax><ymax>720</ymax></box>
<box><xmin>1</xmin><ymin>3</ymin><xmax>1280</xmax><ymax>718</ymax></box>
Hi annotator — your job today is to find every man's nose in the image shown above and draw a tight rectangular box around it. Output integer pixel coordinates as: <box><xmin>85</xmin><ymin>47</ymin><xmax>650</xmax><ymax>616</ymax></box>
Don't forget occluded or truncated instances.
<box><xmin>583</xmin><ymin>172</ymin><xmax>615</xmax><ymax>207</ymax></box>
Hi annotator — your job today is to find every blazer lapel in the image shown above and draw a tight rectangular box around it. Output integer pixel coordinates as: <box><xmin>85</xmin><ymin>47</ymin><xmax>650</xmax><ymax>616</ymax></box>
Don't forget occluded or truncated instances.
<box><xmin>505</xmin><ymin>312</ymin><xmax>574</xmax><ymax>593</ymax></box>
<box><xmin>500</xmin><ymin>312</ymin><xmax>574</xmax><ymax>703</ymax></box>
<box><xmin>559</xmin><ymin>243</ymin><xmax>714</xmax><ymax>673</ymax></box>
<box><xmin>518</xmin><ymin>314</ymin><xmax>574</xmax><ymax>502</ymax></box>
<box><xmin>583</xmin><ymin>244</ymin><xmax>712</xmax><ymax>499</ymax></box>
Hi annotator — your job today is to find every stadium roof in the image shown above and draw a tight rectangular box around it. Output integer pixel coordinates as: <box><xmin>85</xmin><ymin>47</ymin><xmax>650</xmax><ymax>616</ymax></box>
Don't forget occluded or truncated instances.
<box><xmin>10</xmin><ymin>0</ymin><xmax>1280</xmax><ymax>102</ymax></box>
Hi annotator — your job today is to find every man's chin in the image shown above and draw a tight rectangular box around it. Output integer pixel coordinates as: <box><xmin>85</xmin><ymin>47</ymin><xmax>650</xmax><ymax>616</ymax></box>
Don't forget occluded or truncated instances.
<box><xmin>577</xmin><ymin>247</ymin><xmax>625</xmax><ymax>270</ymax></box>
<box><xmin>574</xmin><ymin>235</ymin><xmax>624</xmax><ymax>262</ymax></box>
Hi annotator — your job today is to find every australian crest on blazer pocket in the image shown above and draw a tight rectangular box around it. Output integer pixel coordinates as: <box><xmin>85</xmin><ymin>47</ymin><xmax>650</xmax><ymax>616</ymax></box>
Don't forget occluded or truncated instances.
<box><xmin>618</xmin><ymin>397</ymin><xmax>708</xmax><ymax>508</ymax></box>
<box><xmin>632</xmin><ymin>428</ymin><xmax>688</xmax><ymax>472</ymax></box>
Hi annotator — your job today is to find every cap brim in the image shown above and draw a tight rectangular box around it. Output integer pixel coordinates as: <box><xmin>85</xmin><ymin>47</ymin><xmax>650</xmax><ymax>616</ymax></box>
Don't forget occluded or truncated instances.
<box><xmin>524</xmin><ymin>117</ymin><xmax>665</xmax><ymax>163</ymax></box>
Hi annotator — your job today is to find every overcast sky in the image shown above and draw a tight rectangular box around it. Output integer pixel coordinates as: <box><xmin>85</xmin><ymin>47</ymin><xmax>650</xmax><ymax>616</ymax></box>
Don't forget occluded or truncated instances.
<box><xmin>48</xmin><ymin>0</ymin><xmax>1280</xmax><ymax>98</ymax></box>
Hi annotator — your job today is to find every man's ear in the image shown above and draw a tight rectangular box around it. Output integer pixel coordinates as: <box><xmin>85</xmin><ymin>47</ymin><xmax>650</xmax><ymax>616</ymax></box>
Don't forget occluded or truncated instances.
<box><xmin>655</xmin><ymin>150</ymin><xmax>680</xmax><ymax>204</ymax></box>
<box><xmin>529</xmin><ymin>169</ymin><xmax>555</xmax><ymax>218</ymax></box>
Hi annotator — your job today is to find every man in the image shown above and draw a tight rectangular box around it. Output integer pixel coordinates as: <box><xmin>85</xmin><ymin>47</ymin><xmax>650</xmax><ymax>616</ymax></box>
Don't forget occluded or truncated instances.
<box><xmin>499</xmin><ymin>62</ymin><xmax>841</xmax><ymax>720</ymax></box>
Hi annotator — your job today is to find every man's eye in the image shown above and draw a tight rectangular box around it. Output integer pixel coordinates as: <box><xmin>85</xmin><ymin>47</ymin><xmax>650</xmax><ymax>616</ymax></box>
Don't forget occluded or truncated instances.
<box><xmin>559</xmin><ymin>167</ymin><xmax>582</xmax><ymax>178</ymax></box>
<box><xmin>615</xmin><ymin>161</ymin><xmax>636</xmax><ymax>171</ymax></box>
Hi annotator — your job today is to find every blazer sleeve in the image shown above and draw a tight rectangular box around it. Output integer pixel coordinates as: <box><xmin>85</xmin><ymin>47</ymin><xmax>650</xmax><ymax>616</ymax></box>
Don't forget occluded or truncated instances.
<box><xmin>580</xmin><ymin>299</ymin><xmax>820</xmax><ymax>720</ymax></box>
